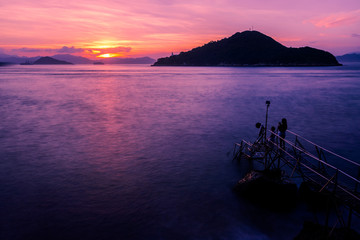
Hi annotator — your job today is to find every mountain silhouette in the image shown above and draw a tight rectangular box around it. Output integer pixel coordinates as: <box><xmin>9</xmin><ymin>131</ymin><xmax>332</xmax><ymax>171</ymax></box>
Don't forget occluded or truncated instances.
<box><xmin>0</xmin><ymin>54</ymin><xmax>155</xmax><ymax>65</ymax></box>
<box><xmin>34</xmin><ymin>56</ymin><xmax>73</xmax><ymax>65</ymax></box>
<box><xmin>99</xmin><ymin>57</ymin><xmax>156</xmax><ymax>64</ymax></box>
<box><xmin>153</xmin><ymin>31</ymin><xmax>341</xmax><ymax>66</ymax></box>
<box><xmin>336</xmin><ymin>53</ymin><xmax>360</xmax><ymax>63</ymax></box>
<box><xmin>52</xmin><ymin>54</ymin><xmax>92</xmax><ymax>64</ymax></box>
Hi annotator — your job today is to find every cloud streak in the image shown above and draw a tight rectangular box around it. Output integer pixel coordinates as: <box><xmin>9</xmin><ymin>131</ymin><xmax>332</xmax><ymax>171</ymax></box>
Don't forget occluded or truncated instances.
<box><xmin>10</xmin><ymin>46</ymin><xmax>132</xmax><ymax>58</ymax></box>
<box><xmin>11</xmin><ymin>46</ymin><xmax>84</xmax><ymax>53</ymax></box>
<box><xmin>1</xmin><ymin>0</ymin><xmax>359</xmax><ymax>57</ymax></box>
<box><xmin>309</xmin><ymin>9</ymin><xmax>360</xmax><ymax>28</ymax></box>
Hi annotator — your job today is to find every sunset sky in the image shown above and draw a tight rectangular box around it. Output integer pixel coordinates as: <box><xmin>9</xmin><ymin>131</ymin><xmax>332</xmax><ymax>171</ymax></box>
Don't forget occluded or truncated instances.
<box><xmin>1</xmin><ymin>0</ymin><xmax>359</xmax><ymax>59</ymax></box>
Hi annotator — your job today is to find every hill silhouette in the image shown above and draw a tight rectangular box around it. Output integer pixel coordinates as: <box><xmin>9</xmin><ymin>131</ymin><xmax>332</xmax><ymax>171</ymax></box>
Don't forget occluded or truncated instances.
<box><xmin>100</xmin><ymin>57</ymin><xmax>156</xmax><ymax>64</ymax></box>
<box><xmin>0</xmin><ymin>54</ymin><xmax>156</xmax><ymax>65</ymax></box>
<box><xmin>153</xmin><ymin>31</ymin><xmax>341</xmax><ymax>66</ymax></box>
<box><xmin>336</xmin><ymin>53</ymin><xmax>360</xmax><ymax>63</ymax></box>
<box><xmin>34</xmin><ymin>56</ymin><xmax>73</xmax><ymax>65</ymax></box>
<box><xmin>52</xmin><ymin>54</ymin><xmax>92</xmax><ymax>64</ymax></box>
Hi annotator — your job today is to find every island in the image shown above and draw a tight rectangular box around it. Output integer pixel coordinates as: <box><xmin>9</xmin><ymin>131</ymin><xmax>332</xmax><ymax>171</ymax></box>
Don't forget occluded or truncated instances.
<box><xmin>336</xmin><ymin>53</ymin><xmax>360</xmax><ymax>63</ymax></box>
<box><xmin>33</xmin><ymin>56</ymin><xmax>73</xmax><ymax>65</ymax></box>
<box><xmin>153</xmin><ymin>31</ymin><xmax>341</xmax><ymax>66</ymax></box>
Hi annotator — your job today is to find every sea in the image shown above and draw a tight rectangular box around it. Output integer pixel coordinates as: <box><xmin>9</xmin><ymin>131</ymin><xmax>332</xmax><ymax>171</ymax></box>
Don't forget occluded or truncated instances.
<box><xmin>0</xmin><ymin>63</ymin><xmax>359</xmax><ymax>240</ymax></box>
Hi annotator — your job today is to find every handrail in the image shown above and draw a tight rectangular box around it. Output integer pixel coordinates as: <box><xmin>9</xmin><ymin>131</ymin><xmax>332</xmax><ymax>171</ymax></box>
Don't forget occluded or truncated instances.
<box><xmin>286</xmin><ymin>130</ymin><xmax>360</xmax><ymax>168</ymax></box>
<box><xmin>269</xmin><ymin>131</ymin><xmax>360</xmax><ymax>185</ymax></box>
<box><xmin>234</xmin><ymin>140</ymin><xmax>253</xmax><ymax>148</ymax></box>
<box><xmin>270</xmin><ymin>130</ymin><xmax>335</xmax><ymax>169</ymax></box>
<box><xmin>268</xmin><ymin>139</ymin><xmax>360</xmax><ymax>202</ymax></box>
<box><xmin>234</xmin><ymin>128</ymin><xmax>360</xmax><ymax>213</ymax></box>
<box><xmin>268</xmin><ymin>139</ymin><xmax>333</xmax><ymax>182</ymax></box>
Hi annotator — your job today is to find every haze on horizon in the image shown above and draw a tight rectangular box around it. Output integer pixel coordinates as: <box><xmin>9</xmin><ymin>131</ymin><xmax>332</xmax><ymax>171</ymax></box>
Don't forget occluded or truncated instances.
<box><xmin>1</xmin><ymin>0</ymin><xmax>359</xmax><ymax>59</ymax></box>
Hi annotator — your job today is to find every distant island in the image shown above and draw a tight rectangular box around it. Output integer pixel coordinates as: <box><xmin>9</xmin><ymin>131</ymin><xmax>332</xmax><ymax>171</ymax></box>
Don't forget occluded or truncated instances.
<box><xmin>33</xmin><ymin>56</ymin><xmax>73</xmax><ymax>65</ymax></box>
<box><xmin>153</xmin><ymin>31</ymin><xmax>341</xmax><ymax>67</ymax></box>
<box><xmin>336</xmin><ymin>53</ymin><xmax>360</xmax><ymax>63</ymax></box>
<box><xmin>0</xmin><ymin>54</ymin><xmax>156</xmax><ymax>65</ymax></box>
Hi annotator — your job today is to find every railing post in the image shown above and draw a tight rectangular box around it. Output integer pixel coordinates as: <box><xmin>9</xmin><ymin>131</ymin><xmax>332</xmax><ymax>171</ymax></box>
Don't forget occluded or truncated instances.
<box><xmin>355</xmin><ymin>167</ymin><xmax>360</xmax><ymax>193</ymax></box>
<box><xmin>315</xmin><ymin>146</ymin><xmax>321</xmax><ymax>170</ymax></box>
<box><xmin>347</xmin><ymin>167</ymin><xmax>360</xmax><ymax>228</ymax></box>
<box><xmin>264</xmin><ymin>101</ymin><xmax>270</xmax><ymax>142</ymax></box>
<box><xmin>333</xmin><ymin>169</ymin><xmax>339</xmax><ymax>194</ymax></box>
<box><xmin>233</xmin><ymin>142</ymin><xmax>244</xmax><ymax>162</ymax></box>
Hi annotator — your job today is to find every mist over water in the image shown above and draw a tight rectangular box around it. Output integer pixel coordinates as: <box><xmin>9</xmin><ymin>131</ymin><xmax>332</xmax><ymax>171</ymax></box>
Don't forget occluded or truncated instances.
<box><xmin>0</xmin><ymin>64</ymin><xmax>359</xmax><ymax>239</ymax></box>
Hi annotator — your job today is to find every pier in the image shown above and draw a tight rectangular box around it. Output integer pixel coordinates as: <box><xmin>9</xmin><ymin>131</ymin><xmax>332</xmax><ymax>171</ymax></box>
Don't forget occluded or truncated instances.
<box><xmin>232</xmin><ymin>107</ymin><xmax>360</xmax><ymax>232</ymax></box>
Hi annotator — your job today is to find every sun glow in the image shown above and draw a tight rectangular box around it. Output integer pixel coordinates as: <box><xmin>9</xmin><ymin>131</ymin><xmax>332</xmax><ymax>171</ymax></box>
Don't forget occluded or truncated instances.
<box><xmin>97</xmin><ymin>53</ymin><xmax>122</xmax><ymax>58</ymax></box>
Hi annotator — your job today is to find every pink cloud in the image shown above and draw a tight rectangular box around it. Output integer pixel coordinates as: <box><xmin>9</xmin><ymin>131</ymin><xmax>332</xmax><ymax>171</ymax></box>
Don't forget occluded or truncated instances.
<box><xmin>11</xmin><ymin>46</ymin><xmax>84</xmax><ymax>53</ymax></box>
<box><xmin>11</xmin><ymin>47</ymin><xmax>46</xmax><ymax>53</ymax></box>
<box><xmin>57</xmin><ymin>46</ymin><xmax>84</xmax><ymax>54</ymax></box>
<box><xmin>8</xmin><ymin>46</ymin><xmax>131</xmax><ymax>57</ymax></box>
<box><xmin>309</xmin><ymin>9</ymin><xmax>360</xmax><ymax>28</ymax></box>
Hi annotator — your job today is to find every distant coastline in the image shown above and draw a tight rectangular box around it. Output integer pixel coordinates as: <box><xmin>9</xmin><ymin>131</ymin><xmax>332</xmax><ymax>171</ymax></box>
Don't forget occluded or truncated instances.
<box><xmin>336</xmin><ymin>53</ymin><xmax>360</xmax><ymax>63</ymax></box>
<box><xmin>0</xmin><ymin>54</ymin><xmax>156</xmax><ymax>65</ymax></box>
<box><xmin>1</xmin><ymin>47</ymin><xmax>359</xmax><ymax>67</ymax></box>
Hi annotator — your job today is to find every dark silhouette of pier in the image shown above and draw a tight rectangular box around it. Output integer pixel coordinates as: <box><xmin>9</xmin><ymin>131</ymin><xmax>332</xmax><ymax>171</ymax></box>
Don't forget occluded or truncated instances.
<box><xmin>233</xmin><ymin>125</ymin><xmax>360</xmax><ymax>230</ymax></box>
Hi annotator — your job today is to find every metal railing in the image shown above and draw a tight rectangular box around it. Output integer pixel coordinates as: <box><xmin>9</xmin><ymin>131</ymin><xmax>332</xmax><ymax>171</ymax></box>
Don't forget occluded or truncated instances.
<box><xmin>233</xmin><ymin>129</ymin><xmax>360</xmax><ymax>213</ymax></box>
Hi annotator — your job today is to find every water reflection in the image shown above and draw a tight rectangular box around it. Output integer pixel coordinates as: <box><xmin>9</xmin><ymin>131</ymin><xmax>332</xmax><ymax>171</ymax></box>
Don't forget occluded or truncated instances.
<box><xmin>0</xmin><ymin>64</ymin><xmax>359</xmax><ymax>239</ymax></box>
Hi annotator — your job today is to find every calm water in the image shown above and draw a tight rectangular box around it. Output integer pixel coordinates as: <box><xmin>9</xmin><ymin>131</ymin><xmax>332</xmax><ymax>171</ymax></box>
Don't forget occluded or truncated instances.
<box><xmin>0</xmin><ymin>64</ymin><xmax>359</xmax><ymax>239</ymax></box>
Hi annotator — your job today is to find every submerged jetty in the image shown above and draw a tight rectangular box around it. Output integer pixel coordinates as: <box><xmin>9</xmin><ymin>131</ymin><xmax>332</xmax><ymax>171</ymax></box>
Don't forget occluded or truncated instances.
<box><xmin>233</xmin><ymin>101</ymin><xmax>360</xmax><ymax>238</ymax></box>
